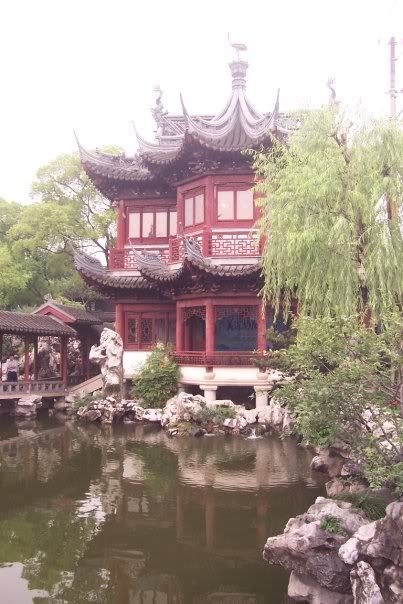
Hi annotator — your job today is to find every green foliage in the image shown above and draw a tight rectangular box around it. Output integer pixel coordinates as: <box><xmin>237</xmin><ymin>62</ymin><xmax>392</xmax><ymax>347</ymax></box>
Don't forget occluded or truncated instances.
<box><xmin>332</xmin><ymin>492</ymin><xmax>386</xmax><ymax>521</ymax></box>
<box><xmin>253</xmin><ymin>106</ymin><xmax>403</xmax><ymax>323</ymax></box>
<box><xmin>320</xmin><ymin>514</ymin><xmax>346</xmax><ymax>535</ymax></box>
<box><xmin>73</xmin><ymin>392</ymin><xmax>103</xmax><ymax>409</ymax></box>
<box><xmin>131</xmin><ymin>345</ymin><xmax>180</xmax><ymax>408</ymax></box>
<box><xmin>276</xmin><ymin>312</ymin><xmax>403</xmax><ymax>493</ymax></box>
<box><xmin>194</xmin><ymin>405</ymin><xmax>237</xmax><ymax>424</ymax></box>
<box><xmin>54</xmin><ymin>296</ymin><xmax>85</xmax><ymax>309</ymax></box>
<box><xmin>0</xmin><ymin>148</ymin><xmax>119</xmax><ymax>309</ymax></box>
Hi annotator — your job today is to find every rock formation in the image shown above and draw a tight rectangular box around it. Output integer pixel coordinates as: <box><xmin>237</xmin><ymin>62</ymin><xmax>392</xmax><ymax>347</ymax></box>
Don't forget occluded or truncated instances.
<box><xmin>264</xmin><ymin>497</ymin><xmax>370</xmax><ymax>593</ymax></box>
<box><xmin>89</xmin><ymin>328</ymin><xmax>123</xmax><ymax>397</ymax></box>
<box><xmin>15</xmin><ymin>394</ymin><xmax>43</xmax><ymax>419</ymax></box>
<box><xmin>264</xmin><ymin>497</ymin><xmax>403</xmax><ymax>603</ymax></box>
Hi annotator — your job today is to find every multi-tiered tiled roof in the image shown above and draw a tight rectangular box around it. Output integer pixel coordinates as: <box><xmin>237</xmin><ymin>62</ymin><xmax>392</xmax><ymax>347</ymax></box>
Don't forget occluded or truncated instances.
<box><xmin>78</xmin><ymin>56</ymin><xmax>295</xmax><ymax>199</ymax></box>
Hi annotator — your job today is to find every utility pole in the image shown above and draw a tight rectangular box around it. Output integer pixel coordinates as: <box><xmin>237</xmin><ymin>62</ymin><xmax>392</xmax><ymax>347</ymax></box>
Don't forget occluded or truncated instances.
<box><xmin>389</xmin><ymin>36</ymin><xmax>397</xmax><ymax>119</ymax></box>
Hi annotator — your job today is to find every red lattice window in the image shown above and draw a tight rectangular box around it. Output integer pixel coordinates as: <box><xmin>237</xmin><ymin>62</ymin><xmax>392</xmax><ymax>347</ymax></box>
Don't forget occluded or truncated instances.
<box><xmin>125</xmin><ymin>312</ymin><xmax>175</xmax><ymax>349</ymax></box>
<box><xmin>140</xmin><ymin>319</ymin><xmax>153</xmax><ymax>345</ymax></box>
<box><xmin>127</xmin><ymin>318</ymin><xmax>139</xmax><ymax>344</ymax></box>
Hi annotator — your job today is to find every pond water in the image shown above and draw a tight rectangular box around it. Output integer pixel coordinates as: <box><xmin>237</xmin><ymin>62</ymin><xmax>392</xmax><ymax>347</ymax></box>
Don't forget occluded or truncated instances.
<box><xmin>0</xmin><ymin>420</ymin><xmax>326</xmax><ymax>603</ymax></box>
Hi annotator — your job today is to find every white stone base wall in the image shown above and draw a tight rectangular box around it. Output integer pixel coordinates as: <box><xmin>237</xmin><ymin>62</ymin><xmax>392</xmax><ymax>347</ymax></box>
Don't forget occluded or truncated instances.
<box><xmin>123</xmin><ymin>352</ymin><xmax>274</xmax><ymax>405</ymax></box>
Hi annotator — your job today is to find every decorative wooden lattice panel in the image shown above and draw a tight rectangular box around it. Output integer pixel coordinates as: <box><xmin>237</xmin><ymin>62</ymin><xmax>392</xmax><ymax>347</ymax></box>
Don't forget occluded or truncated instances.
<box><xmin>208</xmin><ymin>232</ymin><xmax>260</xmax><ymax>257</ymax></box>
<box><xmin>127</xmin><ymin>318</ymin><xmax>139</xmax><ymax>344</ymax></box>
<box><xmin>140</xmin><ymin>318</ymin><xmax>153</xmax><ymax>344</ymax></box>
<box><xmin>183</xmin><ymin>306</ymin><xmax>206</xmax><ymax>321</ymax></box>
<box><xmin>215</xmin><ymin>305</ymin><xmax>257</xmax><ymax>320</ymax></box>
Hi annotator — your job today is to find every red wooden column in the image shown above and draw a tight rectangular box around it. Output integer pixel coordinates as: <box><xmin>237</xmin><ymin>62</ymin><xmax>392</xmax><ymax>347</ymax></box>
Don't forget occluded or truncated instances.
<box><xmin>0</xmin><ymin>334</ymin><xmax>2</xmax><ymax>381</ymax></box>
<box><xmin>24</xmin><ymin>335</ymin><xmax>30</xmax><ymax>382</ymax></box>
<box><xmin>33</xmin><ymin>336</ymin><xmax>39</xmax><ymax>381</ymax></box>
<box><xmin>116</xmin><ymin>200</ymin><xmax>125</xmax><ymax>248</ymax></box>
<box><xmin>175</xmin><ymin>306</ymin><xmax>184</xmax><ymax>352</ymax></box>
<box><xmin>205</xmin><ymin>300</ymin><xmax>215</xmax><ymax>354</ymax></box>
<box><xmin>115</xmin><ymin>303</ymin><xmax>124</xmax><ymax>339</ymax></box>
<box><xmin>60</xmin><ymin>336</ymin><xmax>68</xmax><ymax>385</ymax></box>
<box><xmin>257</xmin><ymin>301</ymin><xmax>266</xmax><ymax>352</ymax></box>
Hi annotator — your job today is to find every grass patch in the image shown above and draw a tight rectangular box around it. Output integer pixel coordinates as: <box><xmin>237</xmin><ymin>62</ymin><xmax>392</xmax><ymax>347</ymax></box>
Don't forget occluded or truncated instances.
<box><xmin>320</xmin><ymin>514</ymin><xmax>346</xmax><ymax>535</ymax></box>
<box><xmin>332</xmin><ymin>492</ymin><xmax>386</xmax><ymax>521</ymax></box>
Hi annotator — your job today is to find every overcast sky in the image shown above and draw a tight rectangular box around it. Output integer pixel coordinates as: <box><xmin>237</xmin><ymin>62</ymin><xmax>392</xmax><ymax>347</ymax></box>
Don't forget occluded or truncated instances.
<box><xmin>1</xmin><ymin>0</ymin><xmax>402</xmax><ymax>203</ymax></box>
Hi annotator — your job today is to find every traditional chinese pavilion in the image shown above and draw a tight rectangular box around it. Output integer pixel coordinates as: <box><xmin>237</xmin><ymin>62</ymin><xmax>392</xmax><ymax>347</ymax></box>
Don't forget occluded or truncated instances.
<box><xmin>75</xmin><ymin>50</ymin><xmax>294</xmax><ymax>404</ymax></box>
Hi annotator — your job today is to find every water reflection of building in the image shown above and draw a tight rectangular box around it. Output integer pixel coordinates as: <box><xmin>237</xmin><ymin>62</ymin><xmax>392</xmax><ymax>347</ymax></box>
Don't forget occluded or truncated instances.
<box><xmin>0</xmin><ymin>425</ymin><xmax>325</xmax><ymax>603</ymax></box>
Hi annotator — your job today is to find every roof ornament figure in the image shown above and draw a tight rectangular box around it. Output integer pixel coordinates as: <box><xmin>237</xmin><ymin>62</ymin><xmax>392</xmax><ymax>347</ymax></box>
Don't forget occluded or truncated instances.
<box><xmin>327</xmin><ymin>78</ymin><xmax>337</xmax><ymax>105</ymax></box>
<box><xmin>151</xmin><ymin>85</ymin><xmax>168</xmax><ymax>137</ymax></box>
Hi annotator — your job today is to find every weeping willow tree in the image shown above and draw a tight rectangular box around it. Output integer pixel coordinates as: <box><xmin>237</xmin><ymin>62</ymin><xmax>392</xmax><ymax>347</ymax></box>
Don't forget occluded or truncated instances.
<box><xmin>253</xmin><ymin>106</ymin><xmax>403</xmax><ymax>322</ymax></box>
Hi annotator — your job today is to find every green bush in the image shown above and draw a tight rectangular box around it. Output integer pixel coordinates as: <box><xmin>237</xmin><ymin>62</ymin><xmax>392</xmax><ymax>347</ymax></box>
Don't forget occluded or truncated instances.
<box><xmin>320</xmin><ymin>514</ymin><xmax>346</xmax><ymax>535</ymax></box>
<box><xmin>194</xmin><ymin>405</ymin><xmax>237</xmax><ymax>425</ymax></box>
<box><xmin>273</xmin><ymin>312</ymin><xmax>403</xmax><ymax>495</ymax></box>
<box><xmin>332</xmin><ymin>492</ymin><xmax>386</xmax><ymax>521</ymax></box>
<box><xmin>131</xmin><ymin>345</ymin><xmax>179</xmax><ymax>408</ymax></box>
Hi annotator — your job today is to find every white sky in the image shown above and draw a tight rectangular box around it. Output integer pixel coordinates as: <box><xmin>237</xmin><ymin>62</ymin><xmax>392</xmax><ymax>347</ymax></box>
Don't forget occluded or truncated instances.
<box><xmin>1</xmin><ymin>0</ymin><xmax>402</xmax><ymax>203</ymax></box>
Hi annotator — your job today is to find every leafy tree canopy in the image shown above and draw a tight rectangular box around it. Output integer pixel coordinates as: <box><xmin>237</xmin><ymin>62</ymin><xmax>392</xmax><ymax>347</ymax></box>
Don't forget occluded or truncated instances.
<box><xmin>253</xmin><ymin>106</ymin><xmax>403</xmax><ymax>322</ymax></box>
<box><xmin>1</xmin><ymin>148</ymin><xmax>119</xmax><ymax>309</ymax></box>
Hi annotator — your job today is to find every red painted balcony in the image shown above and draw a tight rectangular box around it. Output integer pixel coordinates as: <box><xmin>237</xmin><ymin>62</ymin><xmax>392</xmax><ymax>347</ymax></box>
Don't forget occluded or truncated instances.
<box><xmin>109</xmin><ymin>229</ymin><xmax>262</xmax><ymax>269</ymax></box>
<box><xmin>172</xmin><ymin>351</ymin><xmax>261</xmax><ymax>367</ymax></box>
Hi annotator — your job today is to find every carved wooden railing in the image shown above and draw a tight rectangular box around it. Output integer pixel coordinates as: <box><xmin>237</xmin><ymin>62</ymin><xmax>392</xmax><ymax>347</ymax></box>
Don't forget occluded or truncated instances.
<box><xmin>0</xmin><ymin>380</ymin><xmax>66</xmax><ymax>396</ymax></box>
<box><xmin>172</xmin><ymin>351</ymin><xmax>259</xmax><ymax>367</ymax></box>
<box><xmin>109</xmin><ymin>230</ymin><xmax>262</xmax><ymax>268</ymax></box>
<box><xmin>169</xmin><ymin>229</ymin><xmax>261</xmax><ymax>262</ymax></box>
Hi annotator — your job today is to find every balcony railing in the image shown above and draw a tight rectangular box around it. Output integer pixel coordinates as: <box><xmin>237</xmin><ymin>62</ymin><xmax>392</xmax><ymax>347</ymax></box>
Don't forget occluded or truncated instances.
<box><xmin>109</xmin><ymin>247</ymin><xmax>170</xmax><ymax>270</ymax></box>
<box><xmin>109</xmin><ymin>230</ymin><xmax>262</xmax><ymax>269</ymax></box>
<box><xmin>172</xmin><ymin>351</ymin><xmax>260</xmax><ymax>367</ymax></box>
<box><xmin>0</xmin><ymin>380</ymin><xmax>66</xmax><ymax>397</ymax></box>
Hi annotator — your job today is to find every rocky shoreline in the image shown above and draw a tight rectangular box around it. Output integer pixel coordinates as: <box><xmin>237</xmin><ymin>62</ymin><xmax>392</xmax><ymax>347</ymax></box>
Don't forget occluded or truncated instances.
<box><xmin>74</xmin><ymin>390</ymin><xmax>296</xmax><ymax>436</ymax></box>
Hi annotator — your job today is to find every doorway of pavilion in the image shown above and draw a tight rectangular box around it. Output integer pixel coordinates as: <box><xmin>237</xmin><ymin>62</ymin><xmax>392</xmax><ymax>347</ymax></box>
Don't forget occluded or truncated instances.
<box><xmin>184</xmin><ymin>307</ymin><xmax>206</xmax><ymax>352</ymax></box>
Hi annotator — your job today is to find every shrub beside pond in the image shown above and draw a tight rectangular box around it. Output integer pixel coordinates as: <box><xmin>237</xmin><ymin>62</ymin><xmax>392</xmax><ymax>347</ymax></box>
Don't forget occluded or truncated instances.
<box><xmin>130</xmin><ymin>345</ymin><xmax>180</xmax><ymax>408</ymax></box>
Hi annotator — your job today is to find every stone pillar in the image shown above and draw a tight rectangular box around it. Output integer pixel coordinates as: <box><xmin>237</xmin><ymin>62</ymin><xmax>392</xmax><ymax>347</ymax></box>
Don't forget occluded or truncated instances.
<box><xmin>254</xmin><ymin>385</ymin><xmax>269</xmax><ymax>408</ymax></box>
<box><xmin>200</xmin><ymin>384</ymin><xmax>217</xmax><ymax>403</ymax></box>
<box><xmin>176</xmin><ymin>306</ymin><xmax>184</xmax><ymax>352</ymax></box>
<box><xmin>205</xmin><ymin>300</ymin><xmax>214</xmax><ymax>355</ymax></box>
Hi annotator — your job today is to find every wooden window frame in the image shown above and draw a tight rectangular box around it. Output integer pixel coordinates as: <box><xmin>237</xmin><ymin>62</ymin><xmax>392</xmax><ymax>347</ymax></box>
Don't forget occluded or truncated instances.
<box><xmin>126</xmin><ymin>208</ymin><xmax>177</xmax><ymax>243</ymax></box>
<box><xmin>183</xmin><ymin>188</ymin><xmax>205</xmax><ymax>229</ymax></box>
<box><xmin>215</xmin><ymin>184</ymin><xmax>255</xmax><ymax>226</ymax></box>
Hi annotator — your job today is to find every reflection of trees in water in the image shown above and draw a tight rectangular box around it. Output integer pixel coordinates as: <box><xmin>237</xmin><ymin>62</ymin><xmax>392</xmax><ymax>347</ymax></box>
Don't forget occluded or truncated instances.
<box><xmin>0</xmin><ymin>424</ymin><xmax>325</xmax><ymax>603</ymax></box>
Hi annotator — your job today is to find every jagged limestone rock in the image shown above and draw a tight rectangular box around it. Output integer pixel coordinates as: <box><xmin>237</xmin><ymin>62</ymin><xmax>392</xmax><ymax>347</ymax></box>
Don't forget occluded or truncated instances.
<box><xmin>89</xmin><ymin>328</ymin><xmax>123</xmax><ymax>397</ymax></box>
<box><xmin>350</xmin><ymin>562</ymin><xmax>385</xmax><ymax>604</ymax></box>
<box><xmin>263</xmin><ymin>497</ymin><xmax>370</xmax><ymax>593</ymax></box>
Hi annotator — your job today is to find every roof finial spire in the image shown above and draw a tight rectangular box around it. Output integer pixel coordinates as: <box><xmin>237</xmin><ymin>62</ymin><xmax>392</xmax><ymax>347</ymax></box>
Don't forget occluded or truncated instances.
<box><xmin>227</xmin><ymin>34</ymin><xmax>248</xmax><ymax>89</ymax></box>
<box><xmin>228</xmin><ymin>33</ymin><xmax>247</xmax><ymax>60</ymax></box>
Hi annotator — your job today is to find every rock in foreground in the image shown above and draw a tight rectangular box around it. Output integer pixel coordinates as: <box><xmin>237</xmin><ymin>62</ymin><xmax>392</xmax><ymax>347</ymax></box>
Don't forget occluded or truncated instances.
<box><xmin>263</xmin><ymin>497</ymin><xmax>370</xmax><ymax>593</ymax></box>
